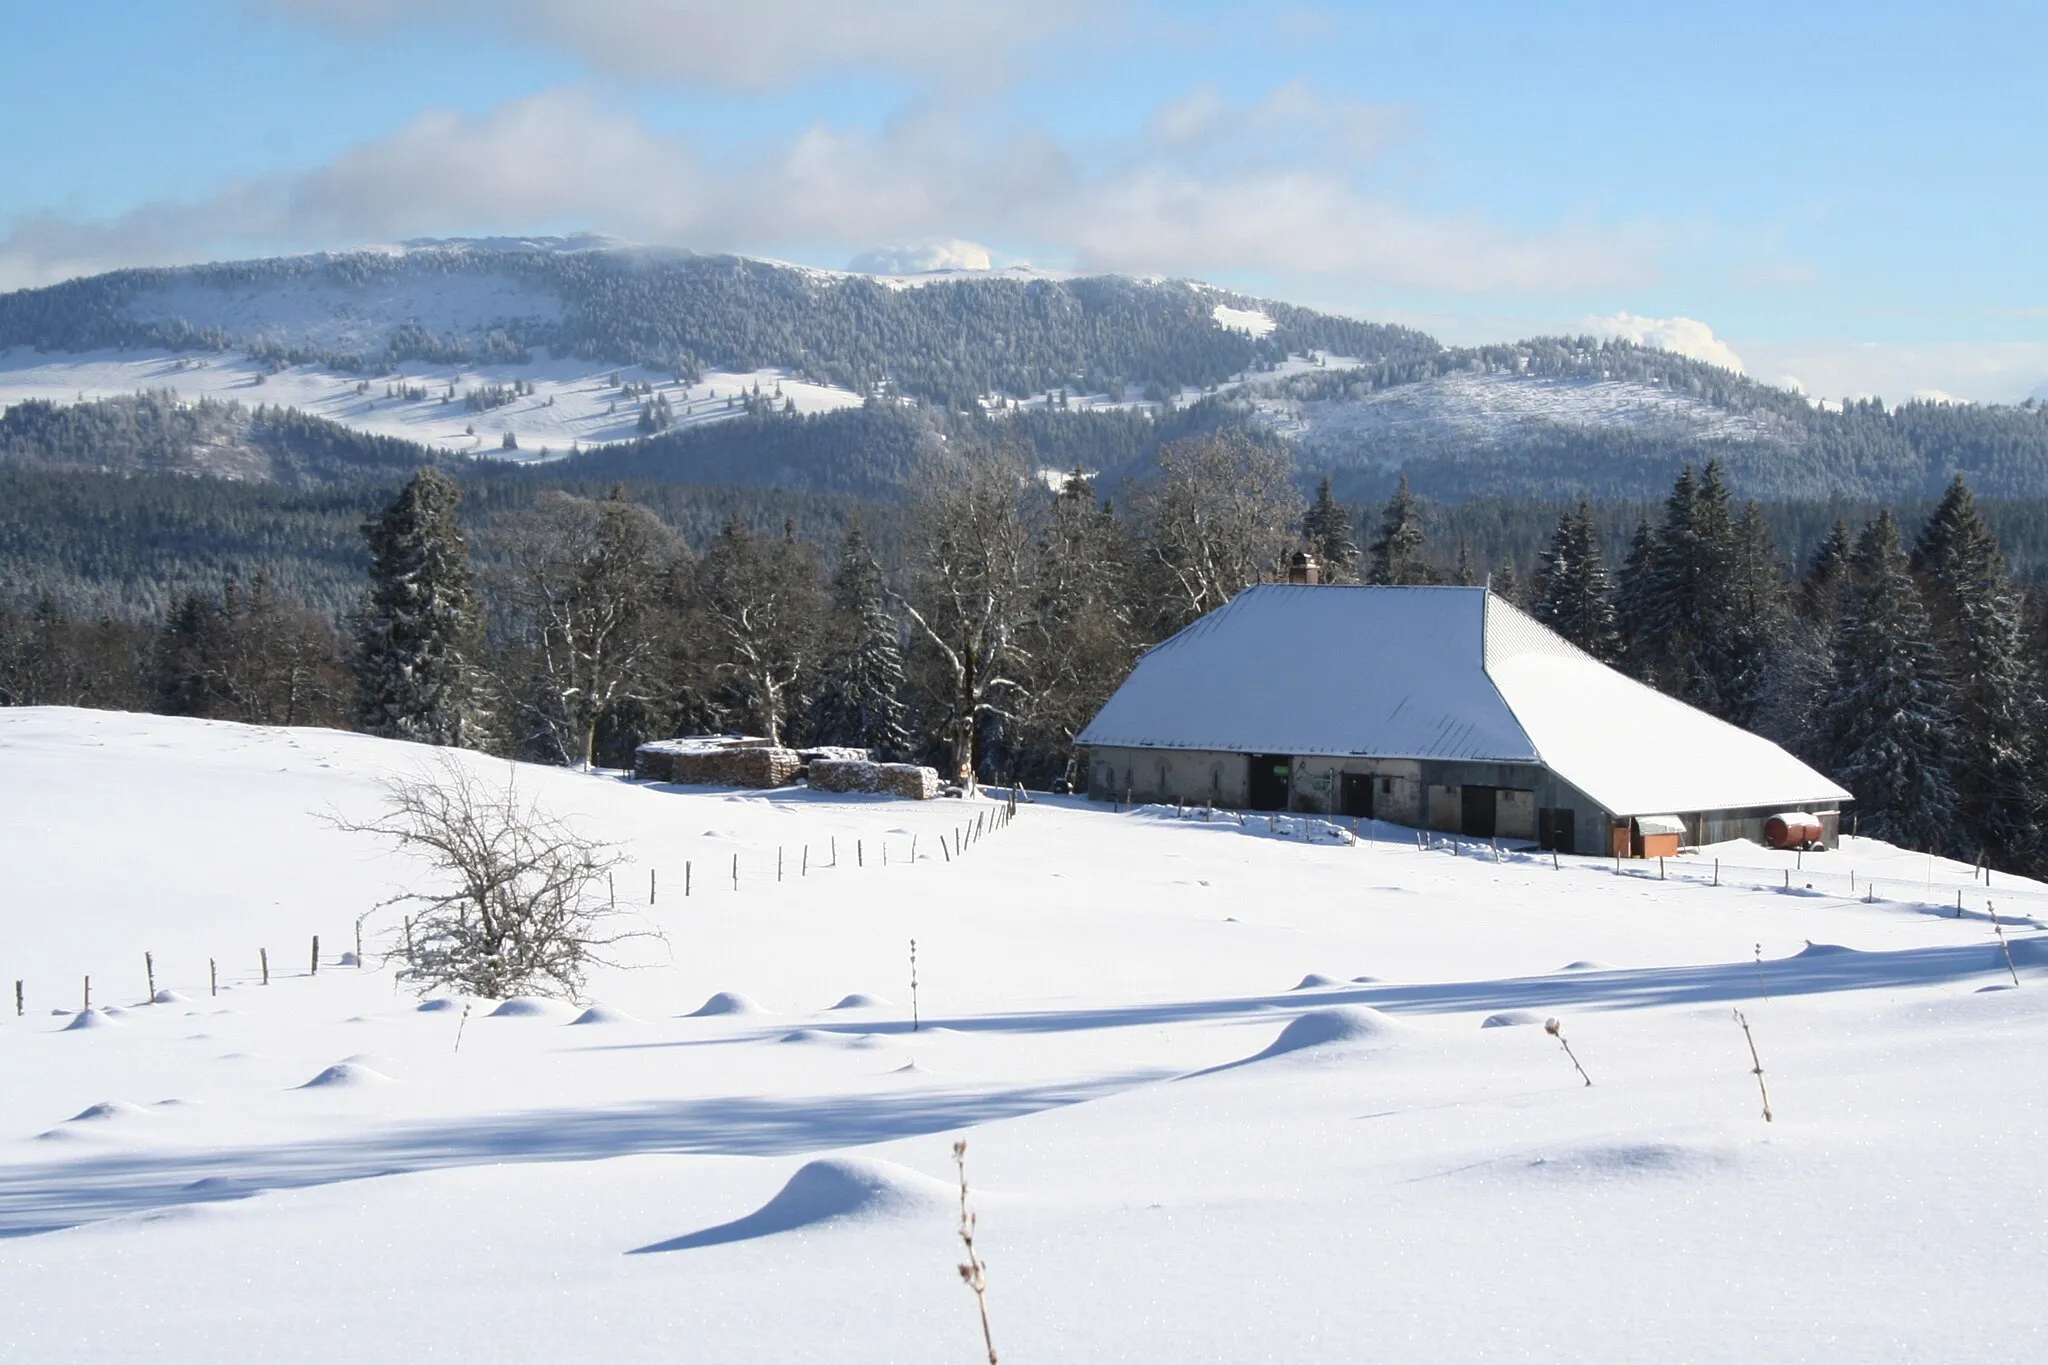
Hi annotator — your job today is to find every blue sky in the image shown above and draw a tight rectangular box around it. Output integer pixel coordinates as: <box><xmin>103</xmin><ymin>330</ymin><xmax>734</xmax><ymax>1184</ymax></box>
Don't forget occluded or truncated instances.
<box><xmin>5</xmin><ymin>1</ymin><xmax>2046</xmax><ymax>400</ymax></box>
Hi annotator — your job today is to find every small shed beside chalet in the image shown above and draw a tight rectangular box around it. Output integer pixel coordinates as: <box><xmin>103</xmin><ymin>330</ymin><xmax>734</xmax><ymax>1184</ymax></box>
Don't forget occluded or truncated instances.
<box><xmin>1074</xmin><ymin>584</ymin><xmax>1850</xmax><ymax>856</ymax></box>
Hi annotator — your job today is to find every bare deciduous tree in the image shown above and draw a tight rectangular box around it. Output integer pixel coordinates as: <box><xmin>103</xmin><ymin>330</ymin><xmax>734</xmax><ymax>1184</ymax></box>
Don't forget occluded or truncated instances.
<box><xmin>332</xmin><ymin>756</ymin><xmax>640</xmax><ymax>1001</ymax></box>
<box><xmin>1128</xmin><ymin>430</ymin><xmax>1301</xmax><ymax>629</ymax></box>
<box><xmin>692</xmin><ymin>514</ymin><xmax>825</xmax><ymax>746</ymax></box>
<box><xmin>493</xmin><ymin>490</ymin><xmax>686</xmax><ymax>767</ymax></box>
<box><xmin>901</xmin><ymin>455</ymin><xmax>1037</xmax><ymax>789</ymax></box>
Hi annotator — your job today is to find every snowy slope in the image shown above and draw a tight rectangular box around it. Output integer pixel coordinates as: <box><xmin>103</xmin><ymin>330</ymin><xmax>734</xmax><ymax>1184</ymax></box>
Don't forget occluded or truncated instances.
<box><xmin>0</xmin><ymin>347</ymin><xmax>865</xmax><ymax>460</ymax></box>
<box><xmin>1254</xmin><ymin>367</ymin><xmax>1798</xmax><ymax>467</ymax></box>
<box><xmin>3</xmin><ymin>708</ymin><xmax>2047</xmax><ymax>1362</ymax></box>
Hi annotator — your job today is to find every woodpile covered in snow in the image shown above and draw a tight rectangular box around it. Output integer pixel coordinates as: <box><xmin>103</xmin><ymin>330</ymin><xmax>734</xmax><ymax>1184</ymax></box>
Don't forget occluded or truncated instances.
<box><xmin>634</xmin><ymin>736</ymin><xmax>802</xmax><ymax>789</ymax></box>
<box><xmin>806</xmin><ymin>758</ymin><xmax>941</xmax><ymax>800</ymax></box>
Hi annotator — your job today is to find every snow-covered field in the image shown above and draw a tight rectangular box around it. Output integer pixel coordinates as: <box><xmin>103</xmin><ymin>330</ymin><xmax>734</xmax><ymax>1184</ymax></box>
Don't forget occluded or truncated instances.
<box><xmin>0</xmin><ymin>348</ymin><xmax>867</xmax><ymax>458</ymax></box>
<box><xmin>4</xmin><ymin>707</ymin><xmax>2046</xmax><ymax>1362</ymax></box>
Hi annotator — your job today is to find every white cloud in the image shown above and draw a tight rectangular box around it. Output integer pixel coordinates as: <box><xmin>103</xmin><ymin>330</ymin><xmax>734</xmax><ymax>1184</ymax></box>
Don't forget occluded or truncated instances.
<box><xmin>249</xmin><ymin>0</ymin><xmax>1088</xmax><ymax>91</ymax></box>
<box><xmin>1581</xmin><ymin>313</ymin><xmax>1746</xmax><ymax>373</ymax></box>
<box><xmin>847</xmin><ymin>239</ymin><xmax>994</xmax><ymax>274</ymax></box>
<box><xmin>1733</xmin><ymin>339</ymin><xmax>2048</xmax><ymax>407</ymax></box>
<box><xmin>0</xmin><ymin>88</ymin><xmax>1660</xmax><ymax>297</ymax></box>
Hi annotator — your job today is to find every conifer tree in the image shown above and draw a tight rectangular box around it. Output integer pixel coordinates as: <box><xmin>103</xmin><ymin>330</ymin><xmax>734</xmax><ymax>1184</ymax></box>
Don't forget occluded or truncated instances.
<box><xmin>1622</xmin><ymin>460</ymin><xmax>1770</xmax><ymax>720</ymax></box>
<box><xmin>1301</xmin><ymin>476</ymin><xmax>1360</xmax><ymax>583</ymax></box>
<box><xmin>1911</xmin><ymin>477</ymin><xmax>2043</xmax><ymax>866</ymax></box>
<box><xmin>1366</xmin><ymin>474</ymin><xmax>1429</xmax><ymax>585</ymax></box>
<box><xmin>1451</xmin><ymin>541</ymin><xmax>1477</xmax><ymax>587</ymax></box>
<box><xmin>811</xmin><ymin>522</ymin><xmax>911</xmax><ymax>758</ymax></box>
<box><xmin>352</xmin><ymin>467</ymin><xmax>487</xmax><ymax>748</ymax></box>
<box><xmin>1490</xmin><ymin>559</ymin><xmax>1524</xmax><ymax>608</ymax></box>
<box><xmin>1824</xmin><ymin>511</ymin><xmax>1957</xmax><ymax>851</ymax></box>
<box><xmin>1800</xmin><ymin>520</ymin><xmax>1855</xmax><ymax>623</ymax></box>
<box><xmin>1533</xmin><ymin>501</ymin><xmax>1619</xmax><ymax>660</ymax></box>
<box><xmin>1717</xmin><ymin>502</ymin><xmax>1788</xmax><ymax>728</ymax></box>
<box><xmin>1613</xmin><ymin>518</ymin><xmax>1659</xmax><ymax>676</ymax></box>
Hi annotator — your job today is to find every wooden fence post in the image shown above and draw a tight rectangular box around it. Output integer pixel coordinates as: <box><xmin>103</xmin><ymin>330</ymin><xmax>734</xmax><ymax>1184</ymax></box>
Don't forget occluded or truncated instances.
<box><xmin>686</xmin><ymin>861</ymin><xmax>692</xmax><ymax>897</ymax></box>
<box><xmin>146</xmin><ymin>952</ymin><xmax>156</xmax><ymax>1000</ymax></box>
<box><xmin>732</xmin><ymin>854</ymin><xmax>738</xmax><ymax>891</ymax></box>
<box><xmin>260</xmin><ymin>949</ymin><xmax>269</xmax><ymax>986</ymax></box>
<box><xmin>14</xmin><ymin>979</ymin><xmax>22</xmax><ymax>1016</ymax></box>
<box><xmin>311</xmin><ymin>935</ymin><xmax>320</xmax><ymax>976</ymax></box>
<box><xmin>83</xmin><ymin>975</ymin><xmax>91</xmax><ymax>1011</ymax></box>
<box><xmin>209</xmin><ymin>959</ymin><xmax>217</xmax><ymax>997</ymax></box>
<box><xmin>650</xmin><ymin>869</ymin><xmax>657</xmax><ymax>905</ymax></box>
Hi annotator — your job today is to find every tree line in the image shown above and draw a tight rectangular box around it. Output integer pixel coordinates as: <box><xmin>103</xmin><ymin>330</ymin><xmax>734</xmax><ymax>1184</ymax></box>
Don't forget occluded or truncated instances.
<box><xmin>7</xmin><ymin>441</ymin><xmax>2048</xmax><ymax>874</ymax></box>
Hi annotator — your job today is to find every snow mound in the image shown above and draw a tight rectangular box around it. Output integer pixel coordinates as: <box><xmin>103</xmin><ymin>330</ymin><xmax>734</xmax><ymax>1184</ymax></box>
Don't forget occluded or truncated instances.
<box><xmin>63</xmin><ymin>1008</ymin><xmax>118</xmax><ymax>1031</ymax></box>
<box><xmin>690</xmin><ymin>991</ymin><xmax>767</xmax><ymax>1017</ymax></box>
<box><xmin>1292</xmin><ymin>973</ymin><xmax>1345</xmax><ymax>990</ymax></box>
<box><xmin>1350</xmin><ymin>975</ymin><xmax>1384</xmax><ymax>984</ymax></box>
<box><xmin>1482</xmin><ymin>1011</ymin><xmax>1545</xmax><ymax>1029</ymax></box>
<box><xmin>338</xmin><ymin>951</ymin><xmax>360</xmax><ymax>966</ymax></box>
<box><xmin>1796</xmin><ymin>942</ymin><xmax>1858</xmax><ymax>958</ymax></box>
<box><xmin>630</xmin><ymin>1157</ymin><xmax>953</xmax><ymax>1252</ymax></box>
<box><xmin>569</xmin><ymin>1004</ymin><xmax>637</xmax><ymax>1025</ymax></box>
<box><xmin>151</xmin><ymin>989</ymin><xmax>190</xmax><ymax>1004</ymax></box>
<box><xmin>416</xmin><ymin>999</ymin><xmax>461</xmax><ymax>1012</ymax></box>
<box><xmin>1209</xmin><ymin>1007</ymin><xmax>1411</xmax><ymax>1072</ymax></box>
<box><xmin>827</xmin><ymin>993</ymin><xmax>890</xmax><ymax>1010</ymax></box>
<box><xmin>487</xmin><ymin>997</ymin><xmax>566</xmax><ymax>1018</ymax></box>
<box><xmin>296</xmin><ymin>1062</ymin><xmax>395</xmax><ymax>1089</ymax></box>
<box><xmin>66</xmin><ymin>1100</ymin><xmax>154</xmax><ymax>1123</ymax></box>
<box><xmin>1558</xmin><ymin>960</ymin><xmax>1615</xmax><ymax>972</ymax></box>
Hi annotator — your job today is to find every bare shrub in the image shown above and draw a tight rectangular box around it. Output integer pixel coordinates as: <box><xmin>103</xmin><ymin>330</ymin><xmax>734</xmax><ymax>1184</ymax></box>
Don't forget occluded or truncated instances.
<box><xmin>333</xmin><ymin>755</ymin><xmax>641</xmax><ymax>1000</ymax></box>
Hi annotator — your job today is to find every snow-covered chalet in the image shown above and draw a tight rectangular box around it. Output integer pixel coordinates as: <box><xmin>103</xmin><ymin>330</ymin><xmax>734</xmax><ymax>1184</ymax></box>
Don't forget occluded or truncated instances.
<box><xmin>1075</xmin><ymin>584</ymin><xmax>1851</xmax><ymax>856</ymax></box>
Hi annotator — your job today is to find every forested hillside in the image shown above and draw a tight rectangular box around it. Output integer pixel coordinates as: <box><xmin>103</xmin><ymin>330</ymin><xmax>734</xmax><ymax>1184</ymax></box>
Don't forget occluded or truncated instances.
<box><xmin>0</xmin><ymin>241</ymin><xmax>1434</xmax><ymax>406</ymax></box>
<box><xmin>1268</xmin><ymin>337</ymin><xmax>2048</xmax><ymax>501</ymax></box>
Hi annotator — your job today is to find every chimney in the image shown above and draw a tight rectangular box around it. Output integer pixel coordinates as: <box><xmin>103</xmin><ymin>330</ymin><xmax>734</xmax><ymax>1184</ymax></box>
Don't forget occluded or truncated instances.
<box><xmin>1287</xmin><ymin>550</ymin><xmax>1322</xmax><ymax>585</ymax></box>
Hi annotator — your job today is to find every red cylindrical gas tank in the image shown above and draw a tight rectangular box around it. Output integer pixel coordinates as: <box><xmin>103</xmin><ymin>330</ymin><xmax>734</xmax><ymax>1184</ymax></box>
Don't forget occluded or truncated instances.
<box><xmin>1765</xmin><ymin>812</ymin><xmax>1823</xmax><ymax>848</ymax></box>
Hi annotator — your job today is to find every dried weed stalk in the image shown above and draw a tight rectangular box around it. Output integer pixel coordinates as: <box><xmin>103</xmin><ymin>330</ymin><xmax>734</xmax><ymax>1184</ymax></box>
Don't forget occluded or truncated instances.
<box><xmin>1733</xmin><ymin>1009</ymin><xmax>1773</xmax><ymax>1122</ymax></box>
<box><xmin>1544</xmin><ymin>1016</ymin><xmax>1592</xmax><ymax>1086</ymax></box>
<box><xmin>953</xmin><ymin>1139</ymin><xmax>998</xmax><ymax>1365</ymax></box>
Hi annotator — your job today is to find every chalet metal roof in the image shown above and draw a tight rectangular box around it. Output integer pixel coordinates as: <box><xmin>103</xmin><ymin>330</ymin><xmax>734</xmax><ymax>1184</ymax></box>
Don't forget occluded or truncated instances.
<box><xmin>1075</xmin><ymin>584</ymin><xmax>1851</xmax><ymax>817</ymax></box>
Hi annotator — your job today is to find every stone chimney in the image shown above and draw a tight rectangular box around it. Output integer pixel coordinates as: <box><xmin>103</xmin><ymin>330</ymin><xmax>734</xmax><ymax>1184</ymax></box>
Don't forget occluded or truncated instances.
<box><xmin>1287</xmin><ymin>550</ymin><xmax>1322</xmax><ymax>585</ymax></box>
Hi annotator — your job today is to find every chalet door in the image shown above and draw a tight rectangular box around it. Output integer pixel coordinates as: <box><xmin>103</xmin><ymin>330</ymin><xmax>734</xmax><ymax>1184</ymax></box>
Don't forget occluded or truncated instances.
<box><xmin>1340</xmin><ymin>773</ymin><xmax>1375</xmax><ymax>819</ymax></box>
<box><xmin>1538</xmin><ymin>807</ymin><xmax>1576</xmax><ymax>853</ymax></box>
<box><xmin>1247</xmin><ymin>755</ymin><xmax>1292</xmax><ymax>811</ymax></box>
<box><xmin>1460</xmin><ymin>784</ymin><xmax>1497</xmax><ymax>837</ymax></box>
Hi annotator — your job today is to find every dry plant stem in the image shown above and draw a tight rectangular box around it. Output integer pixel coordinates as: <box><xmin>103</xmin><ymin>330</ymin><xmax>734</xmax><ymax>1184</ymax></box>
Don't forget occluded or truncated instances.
<box><xmin>1989</xmin><ymin>902</ymin><xmax>2021</xmax><ymax>987</ymax></box>
<box><xmin>1544</xmin><ymin>1017</ymin><xmax>1592</xmax><ymax>1086</ymax></box>
<box><xmin>1754</xmin><ymin>942</ymin><xmax>1769</xmax><ymax>1002</ymax></box>
<box><xmin>1734</xmin><ymin>1009</ymin><xmax>1773</xmax><ymax>1122</ymax></box>
<box><xmin>953</xmin><ymin>1140</ymin><xmax>998</xmax><ymax>1365</ymax></box>
<box><xmin>454</xmin><ymin>1001</ymin><xmax>472</xmax><ymax>1054</ymax></box>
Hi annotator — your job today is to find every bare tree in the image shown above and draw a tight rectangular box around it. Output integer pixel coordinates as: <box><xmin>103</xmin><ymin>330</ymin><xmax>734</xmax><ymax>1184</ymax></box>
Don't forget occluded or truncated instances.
<box><xmin>493</xmin><ymin>490</ymin><xmax>686</xmax><ymax>767</ymax></box>
<box><xmin>1012</xmin><ymin>467</ymin><xmax>1143</xmax><ymax>786</ymax></box>
<box><xmin>691</xmin><ymin>514</ymin><xmax>825</xmax><ymax>745</ymax></box>
<box><xmin>901</xmin><ymin>455</ymin><xmax>1037</xmax><ymax>789</ymax></box>
<box><xmin>1128</xmin><ymin>430</ymin><xmax>1301</xmax><ymax>629</ymax></box>
<box><xmin>332</xmin><ymin>755</ymin><xmax>639</xmax><ymax>1001</ymax></box>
